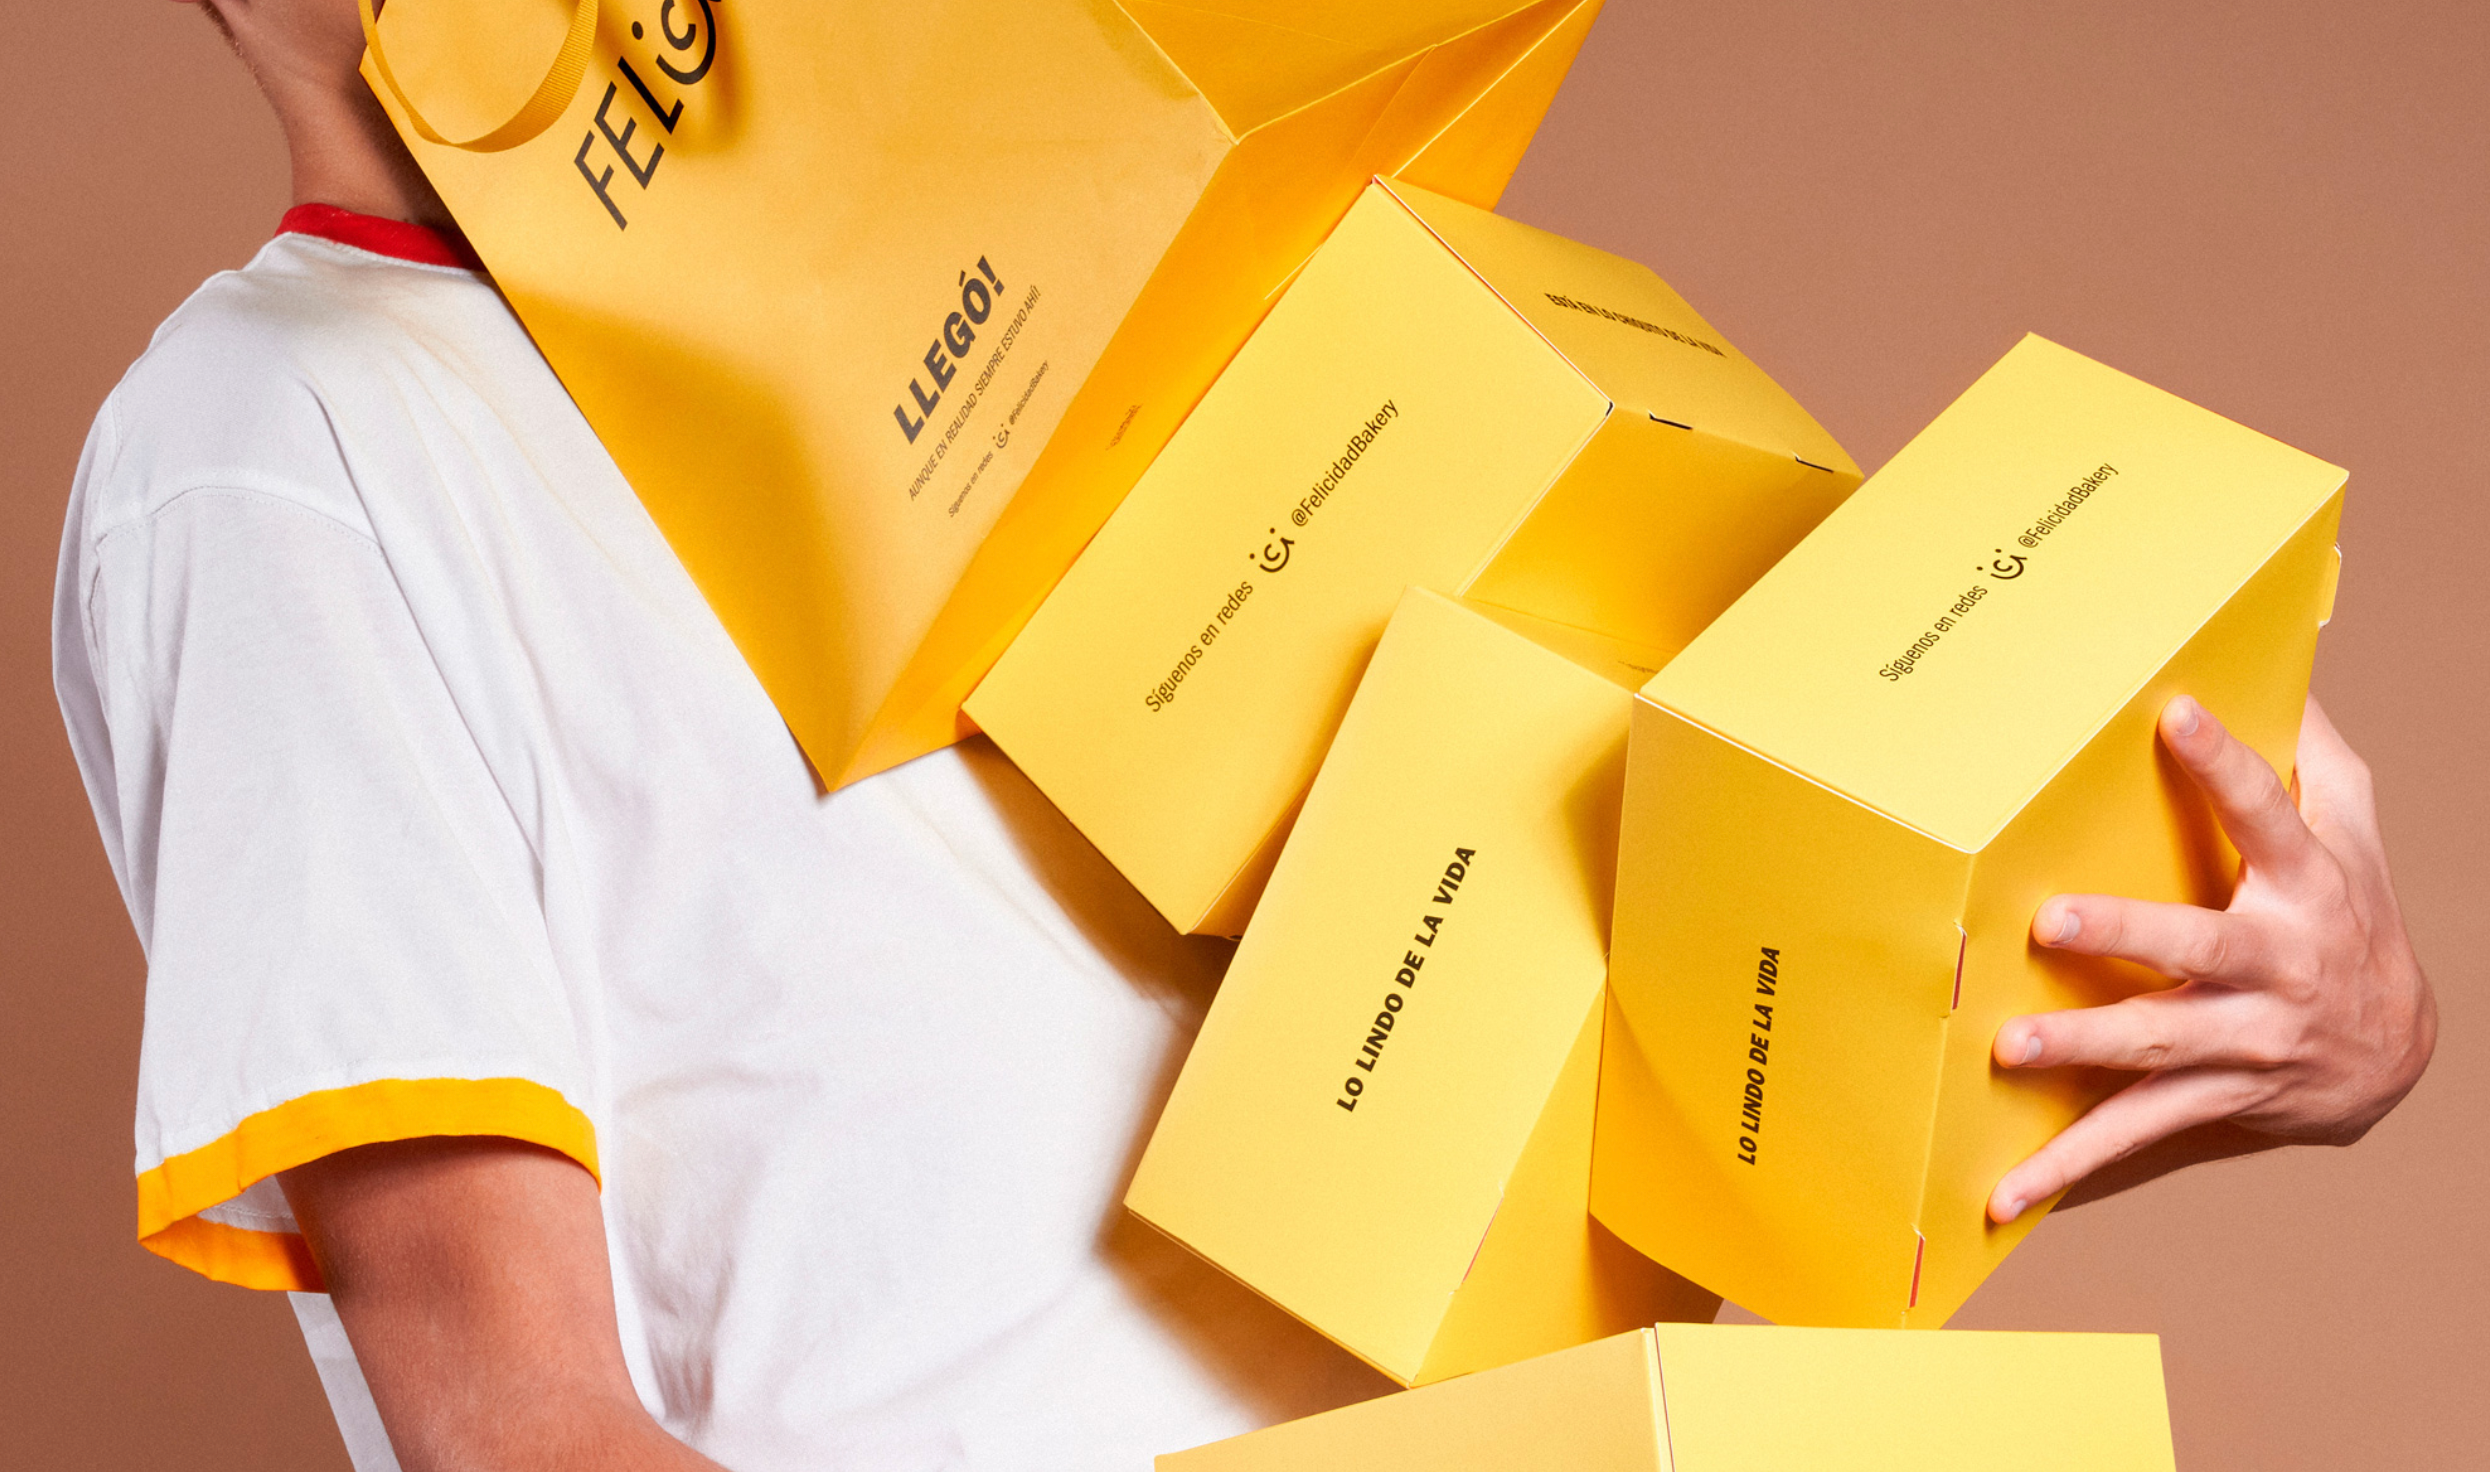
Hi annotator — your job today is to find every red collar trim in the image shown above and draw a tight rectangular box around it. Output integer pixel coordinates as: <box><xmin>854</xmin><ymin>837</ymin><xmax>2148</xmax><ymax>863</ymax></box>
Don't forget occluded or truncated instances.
<box><xmin>277</xmin><ymin>203</ymin><xmax>483</xmax><ymax>271</ymax></box>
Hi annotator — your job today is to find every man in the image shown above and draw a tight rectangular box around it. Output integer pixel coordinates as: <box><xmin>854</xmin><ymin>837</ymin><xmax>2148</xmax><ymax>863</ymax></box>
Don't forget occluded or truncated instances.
<box><xmin>54</xmin><ymin>1</ymin><xmax>2434</xmax><ymax>1468</ymax></box>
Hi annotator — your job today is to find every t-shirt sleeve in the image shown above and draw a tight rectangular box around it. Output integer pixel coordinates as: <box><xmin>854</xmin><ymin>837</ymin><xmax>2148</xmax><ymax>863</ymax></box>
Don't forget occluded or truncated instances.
<box><xmin>65</xmin><ymin>477</ymin><xmax>598</xmax><ymax>1292</ymax></box>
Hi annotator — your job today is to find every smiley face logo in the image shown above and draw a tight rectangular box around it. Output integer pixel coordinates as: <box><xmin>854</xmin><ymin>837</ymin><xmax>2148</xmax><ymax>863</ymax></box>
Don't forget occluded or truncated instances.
<box><xmin>652</xmin><ymin>0</ymin><xmax>719</xmax><ymax>86</ymax></box>
<box><xmin>1983</xmin><ymin>549</ymin><xmax>2027</xmax><ymax>580</ymax></box>
<box><xmin>1253</xmin><ymin>530</ymin><xmax>1295</xmax><ymax>573</ymax></box>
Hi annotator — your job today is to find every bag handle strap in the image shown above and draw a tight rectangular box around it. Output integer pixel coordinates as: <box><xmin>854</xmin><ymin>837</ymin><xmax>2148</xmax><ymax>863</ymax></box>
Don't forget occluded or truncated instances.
<box><xmin>359</xmin><ymin>0</ymin><xmax>600</xmax><ymax>154</ymax></box>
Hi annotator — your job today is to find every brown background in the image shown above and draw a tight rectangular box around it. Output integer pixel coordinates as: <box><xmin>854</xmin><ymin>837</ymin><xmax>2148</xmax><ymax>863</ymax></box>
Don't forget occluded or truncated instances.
<box><xmin>3</xmin><ymin>1</ymin><xmax>2481</xmax><ymax>1467</ymax></box>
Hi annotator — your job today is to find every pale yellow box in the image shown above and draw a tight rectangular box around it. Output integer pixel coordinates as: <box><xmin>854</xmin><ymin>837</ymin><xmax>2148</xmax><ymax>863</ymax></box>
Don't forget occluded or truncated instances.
<box><xmin>1159</xmin><ymin>1323</ymin><xmax>2176</xmax><ymax>1471</ymax></box>
<box><xmin>968</xmin><ymin>179</ymin><xmax>1859</xmax><ymax>933</ymax></box>
<box><xmin>1593</xmin><ymin>334</ymin><xmax>2347</xmax><ymax>1328</ymax></box>
<box><xmin>1127</xmin><ymin>589</ymin><xmax>1715</xmax><ymax>1386</ymax></box>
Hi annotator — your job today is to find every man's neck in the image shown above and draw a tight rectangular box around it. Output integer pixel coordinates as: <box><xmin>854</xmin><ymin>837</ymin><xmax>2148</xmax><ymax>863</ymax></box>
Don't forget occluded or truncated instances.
<box><xmin>208</xmin><ymin>0</ymin><xmax>453</xmax><ymax>230</ymax></box>
<box><xmin>276</xmin><ymin>71</ymin><xmax>453</xmax><ymax>229</ymax></box>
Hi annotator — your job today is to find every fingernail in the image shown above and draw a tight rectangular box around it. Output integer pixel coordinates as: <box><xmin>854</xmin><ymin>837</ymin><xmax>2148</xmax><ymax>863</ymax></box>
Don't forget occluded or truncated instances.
<box><xmin>2020</xmin><ymin>1034</ymin><xmax>2043</xmax><ymax>1065</ymax></box>
<box><xmin>2167</xmin><ymin>695</ymin><xmax>2202</xmax><ymax>739</ymax></box>
<box><xmin>1998</xmin><ymin>1196</ymin><xmax>2025</xmax><ymax>1223</ymax></box>
<box><xmin>2043</xmin><ymin>906</ymin><xmax>2081</xmax><ymax>945</ymax></box>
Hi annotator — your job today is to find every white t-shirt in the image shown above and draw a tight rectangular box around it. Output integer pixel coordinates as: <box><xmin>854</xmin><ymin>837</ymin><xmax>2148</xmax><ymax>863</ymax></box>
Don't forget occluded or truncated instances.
<box><xmin>53</xmin><ymin>210</ymin><xmax>1387</xmax><ymax>1471</ymax></box>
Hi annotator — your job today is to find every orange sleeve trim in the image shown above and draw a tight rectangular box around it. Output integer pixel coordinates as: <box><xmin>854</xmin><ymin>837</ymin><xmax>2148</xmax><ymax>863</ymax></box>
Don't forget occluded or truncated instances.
<box><xmin>142</xmin><ymin>1214</ymin><xmax>329</xmax><ymax>1291</ymax></box>
<box><xmin>135</xmin><ymin>1076</ymin><xmax>599</xmax><ymax>1292</ymax></box>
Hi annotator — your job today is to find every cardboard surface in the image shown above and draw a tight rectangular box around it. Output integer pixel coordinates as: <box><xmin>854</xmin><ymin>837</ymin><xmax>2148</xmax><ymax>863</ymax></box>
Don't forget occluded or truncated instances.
<box><xmin>367</xmin><ymin>0</ymin><xmax>1600</xmax><ymax>789</ymax></box>
<box><xmin>969</xmin><ymin>180</ymin><xmax>1857</xmax><ymax>933</ymax></box>
<box><xmin>1593</xmin><ymin>335</ymin><xmax>2348</xmax><ymax>1327</ymax></box>
<box><xmin>1159</xmin><ymin>1323</ymin><xmax>2177</xmax><ymax>1469</ymax></box>
<box><xmin>1127</xmin><ymin>590</ymin><xmax>1713</xmax><ymax>1385</ymax></box>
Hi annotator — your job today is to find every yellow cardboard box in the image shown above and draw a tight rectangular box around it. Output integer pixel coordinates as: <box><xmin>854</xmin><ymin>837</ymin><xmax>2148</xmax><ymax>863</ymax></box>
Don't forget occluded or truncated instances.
<box><xmin>1593</xmin><ymin>334</ymin><xmax>2347</xmax><ymax>1328</ymax></box>
<box><xmin>363</xmin><ymin>0</ymin><xmax>1603</xmax><ymax>788</ymax></box>
<box><xmin>1127</xmin><ymin>589</ymin><xmax>1716</xmax><ymax>1386</ymax></box>
<box><xmin>1160</xmin><ymin>1323</ymin><xmax>2176</xmax><ymax>1470</ymax></box>
<box><xmin>967</xmin><ymin>179</ymin><xmax>1859</xmax><ymax>934</ymax></box>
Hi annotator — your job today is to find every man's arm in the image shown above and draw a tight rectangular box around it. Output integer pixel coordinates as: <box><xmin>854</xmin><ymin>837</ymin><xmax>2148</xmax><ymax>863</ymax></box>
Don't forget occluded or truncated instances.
<box><xmin>281</xmin><ymin>1139</ymin><xmax>727</xmax><ymax>1472</ymax></box>
<box><xmin>1988</xmin><ymin>695</ymin><xmax>2437</xmax><ymax>1223</ymax></box>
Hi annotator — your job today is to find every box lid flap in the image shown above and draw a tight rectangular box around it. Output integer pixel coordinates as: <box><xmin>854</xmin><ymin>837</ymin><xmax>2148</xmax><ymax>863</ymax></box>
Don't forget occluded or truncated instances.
<box><xmin>1645</xmin><ymin>335</ymin><xmax>2347</xmax><ymax>851</ymax></box>
<box><xmin>1377</xmin><ymin>180</ymin><xmax>1856</xmax><ymax>474</ymax></box>
<box><xmin>1650</xmin><ymin>1324</ymin><xmax>2173</xmax><ymax>1470</ymax></box>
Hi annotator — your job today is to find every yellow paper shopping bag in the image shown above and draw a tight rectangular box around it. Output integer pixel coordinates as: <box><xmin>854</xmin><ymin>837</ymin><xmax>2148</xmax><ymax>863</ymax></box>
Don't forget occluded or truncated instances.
<box><xmin>360</xmin><ymin>0</ymin><xmax>1603</xmax><ymax>787</ymax></box>
<box><xmin>1159</xmin><ymin>1323</ymin><xmax>2176</xmax><ymax>1471</ymax></box>
<box><xmin>967</xmin><ymin>178</ymin><xmax>1858</xmax><ymax>934</ymax></box>
<box><xmin>1593</xmin><ymin>335</ymin><xmax>2346</xmax><ymax>1328</ymax></box>
<box><xmin>1127</xmin><ymin>589</ymin><xmax>1715</xmax><ymax>1387</ymax></box>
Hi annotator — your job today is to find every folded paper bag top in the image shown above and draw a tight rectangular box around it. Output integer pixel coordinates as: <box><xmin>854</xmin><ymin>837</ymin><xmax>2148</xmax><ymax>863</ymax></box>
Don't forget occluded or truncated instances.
<box><xmin>967</xmin><ymin>177</ymin><xmax>1860</xmax><ymax>935</ymax></box>
<box><xmin>363</xmin><ymin>0</ymin><xmax>1605</xmax><ymax>789</ymax></box>
<box><xmin>1157</xmin><ymin>1323</ymin><xmax>2176</xmax><ymax>1471</ymax></box>
<box><xmin>1126</xmin><ymin>588</ymin><xmax>1716</xmax><ymax>1388</ymax></box>
<box><xmin>1593</xmin><ymin>333</ymin><xmax>2347</xmax><ymax>1330</ymax></box>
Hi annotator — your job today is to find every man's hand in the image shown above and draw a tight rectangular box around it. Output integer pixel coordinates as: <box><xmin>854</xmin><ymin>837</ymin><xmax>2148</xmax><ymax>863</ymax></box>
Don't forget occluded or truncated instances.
<box><xmin>282</xmin><ymin>1138</ymin><xmax>728</xmax><ymax>1472</ymax></box>
<box><xmin>1987</xmin><ymin>695</ymin><xmax>2436</xmax><ymax>1224</ymax></box>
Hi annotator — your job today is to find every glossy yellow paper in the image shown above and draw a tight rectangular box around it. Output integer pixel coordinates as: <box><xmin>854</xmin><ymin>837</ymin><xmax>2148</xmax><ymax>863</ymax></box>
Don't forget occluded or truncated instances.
<box><xmin>364</xmin><ymin>0</ymin><xmax>1603</xmax><ymax>788</ymax></box>
<box><xmin>1159</xmin><ymin>1323</ymin><xmax>2176</xmax><ymax>1470</ymax></box>
<box><xmin>967</xmin><ymin>179</ymin><xmax>1858</xmax><ymax>933</ymax></box>
<box><xmin>1593</xmin><ymin>334</ymin><xmax>2347</xmax><ymax>1328</ymax></box>
<box><xmin>1127</xmin><ymin>590</ymin><xmax>1714</xmax><ymax>1386</ymax></box>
